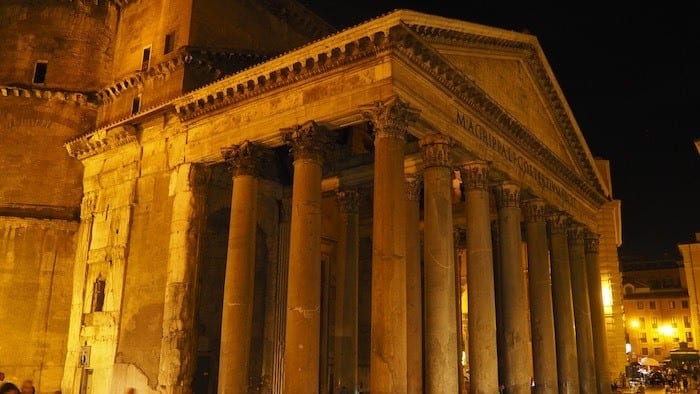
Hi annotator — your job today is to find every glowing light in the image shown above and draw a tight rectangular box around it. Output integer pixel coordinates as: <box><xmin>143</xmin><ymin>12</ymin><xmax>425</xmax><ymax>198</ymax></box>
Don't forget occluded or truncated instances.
<box><xmin>659</xmin><ymin>325</ymin><xmax>675</xmax><ymax>336</ymax></box>
<box><xmin>626</xmin><ymin>343</ymin><xmax>632</xmax><ymax>353</ymax></box>
<box><xmin>630</xmin><ymin>320</ymin><xmax>640</xmax><ymax>328</ymax></box>
<box><xmin>601</xmin><ymin>278</ymin><xmax>613</xmax><ymax>315</ymax></box>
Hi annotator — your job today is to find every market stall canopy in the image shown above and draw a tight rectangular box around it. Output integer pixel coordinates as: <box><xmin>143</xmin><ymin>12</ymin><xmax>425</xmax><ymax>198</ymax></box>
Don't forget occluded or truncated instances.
<box><xmin>640</xmin><ymin>357</ymin><xmax>660</xmax><ymax>367</ymax></box>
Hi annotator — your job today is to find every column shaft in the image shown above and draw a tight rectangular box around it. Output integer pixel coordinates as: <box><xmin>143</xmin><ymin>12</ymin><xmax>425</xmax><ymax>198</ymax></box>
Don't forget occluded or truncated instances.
<box><xmin>219</xmin><ymin>143</ymin><xmax>262</xmax><ymax>393</ymax></box>
<box><xmin>362</xmin><ymin>97</ymin><xmax>416</xmax><ymax>393</ymax></box>
<box><xmin>406</xmin><ymin>176</ymin><xmax>423</xmax><ymax>394</ymax></box>
<box><xmin>569</xmin><ymin>227</ymin><xmax>596</xmax><ymax>392</ymax></box>
<box><xmin>421</xmin><ymin>134</ymin><xmax>458</xmax><ymax>394</ymax></box>
<box><xmin>585</xmin><ymin>233</ymin><xmax>612</xmax><ymax>394</ymax></box>
<box><xmin>160</xmin><ymin>163</ymin><xmax>209</xmax><ymax>394</ymax></box>
<box><xmin>548</xmin><ymin>214</ymin><xmax>579</xmax><ymax>394</ymax></box>
<box><xmin>495</xmin><ymin>182</ymin><xmax>532</xmax><ymax>394</ymax></box>
<box><xmin>283</xmin><ymin>122</ymin><xmax>326</xmax><ymax>393</ymax></box>
<box><xmin>523</xmin><ymin>200</ymin><xmax>558</xmax><ymax>394</ymax></box>
<box><xmin>462</xmin><ymin>161</ymin><xmax>499</xmax><ymax>393</ymax></box>
<box><xmin>335</xmin><ymin>190</ymin><xmax>360</xmax><ymax>393</ymax></box>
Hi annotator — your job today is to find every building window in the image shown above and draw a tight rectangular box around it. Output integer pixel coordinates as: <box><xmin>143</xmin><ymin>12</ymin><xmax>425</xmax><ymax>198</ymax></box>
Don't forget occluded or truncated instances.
<box><xmin>91</xmin><ymin>277</ymin><xmax>106</xmax><ymax>312</ymax></box>
<box><xmin>649</xmin><ymin>301</ymin><xmax>656</xmax><ymax>309</ymax></box>
<box><xmin>687</xmin><ymin>332</ymin><xmax>694</xmax><ymax>342</ymax></box>
<box><xmin>674</xmin><ymin>337</ymin><xmax>680</xmax><ymax>342</ymax></box>
<box><xmin>685</xmin><ymin>315</ymin><xmax>691</xmax><ymax>328</ymax></box>
<box><xmin>164</xmin><ymin>32</ymin><xmax>175</xmax><ymax>54</ymax></box>
<box><xmin>132</xmin><ymin>95</ymin><xmax>141</xmax><ymax>115</ymax></box>
<box><xmin>639</xmin><ymin>317</ymin><xmax>646</xmax><ymax>329</ymax></box>
<box><xmin>682</xmin><ymin>300</ymin><xmax>689</xmax><ymax>308</ymax></box>
<box><xmin>141</xmin><ymin>46</ymin><xmax>151</xmax><ymax>72</ymax></box>
<box><xmin>33</xmin><ymin>61</ymin><xmax>48</xmax><ymax>84</ymax></box>
<box><xmin>654</xmin><ymin>347</ymin><xmax>662</xmax><ymax>355</ymax></box>
<box><xmin>642</xmin><ymin>347</ymin><xmax>649</xmax><ymax>355</ymax></box>
<box><xmin>672</xmin><ymin>317</ymin><xmax>678</xmax><ymax>328</ymax></box>
<box><xmin>652</xmin><ymin>336</ymin><xmax>659</xmax><ymax>343</ymax></box>
<box><xmin>652</xmin><ymin>317</ymin><xmax>658</xmax><ymax>328</ymax></box>
<box><xmin>670</xmin><ymin>300</ymin><xmax>676</xmax><ymax>309</ymax></box>
<box><xmin>640</xmin><ymin>332</ymin><xmax>647</xmax><ymax>343</ymax></box>
<box><xmin>637</xmin><ymin>301</ymin><xmax>644</xmax><ymax>309</ymax></box>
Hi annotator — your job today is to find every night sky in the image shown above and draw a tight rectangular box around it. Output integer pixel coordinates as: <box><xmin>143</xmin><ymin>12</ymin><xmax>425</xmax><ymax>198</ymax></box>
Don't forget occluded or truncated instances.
<box><xmin>300</xmin><ymin>1</ymin><xmax>700</xmax><ymax>260</ymax></box>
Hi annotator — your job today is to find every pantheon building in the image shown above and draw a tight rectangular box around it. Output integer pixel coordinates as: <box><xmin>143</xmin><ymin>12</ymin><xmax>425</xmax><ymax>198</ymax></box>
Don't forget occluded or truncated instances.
<box><xmin>0</xmin><ymin>1</ymin><xmax>625</xmax><ymax>393</ymax></box>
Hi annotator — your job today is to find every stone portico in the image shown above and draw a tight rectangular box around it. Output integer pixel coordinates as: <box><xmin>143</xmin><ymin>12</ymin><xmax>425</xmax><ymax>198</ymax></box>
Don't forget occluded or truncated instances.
<box><xmin>62</xmin><ymin>10</ymin><xmax>617</xmax><ymax>394</ymax></box>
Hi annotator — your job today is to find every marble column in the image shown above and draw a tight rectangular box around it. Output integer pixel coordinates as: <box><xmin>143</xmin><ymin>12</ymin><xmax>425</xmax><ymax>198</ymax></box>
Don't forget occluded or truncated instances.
<box><xmin>159</xmin><ymin>163</ymin><xmax>210</xmax><ymax>394</ymax></box>
<box><xmin>405</xmin><ymin>175</ymin><xmax>423</xmax><ymax>394</ymax></box>
<box><xmin>522</xmin><ymin>199</ymin><xmax>558</xmax><ymax>394</ymax></box>
<box><xmin>494</xmin><ymin>181</ymin><xmax>532</xmax><ymax>394</ymax></box>
<box><xmin>547</xmin><ymin>213</ymin><xmax>579</xmax><ymax>394</ymax></box>
<box><xmin>282</xmin><ymin>121</ymin><xmax>328</xmax><ymax>393</ymax></box>
<box><xmin>421</xmin><ymin>133</ymin><xmax>458</xmax><ymax>394</ymax></box>
<box><xmin>585</xmin><ymin>232</ymin><xmax>612</xmax><ymax>394</ymax></box>
<box><xmin>569</xmin><ymin>225</ymin><xmax>597</xmax><ymax>393</ymax></box>
<box><xmin>462</xmin><ymin>160</ymin><xmax>499</xmax><ymax>393</ymax></box>
<box><xmin>218</xmin><ymin>142</ymin><xmax>266</xmax><ymax>393</ymax></box>
<box><xmin>361</xmin><ymin>96</ymin><xmax>418</xmax><ymax>393</ymax></box>
<box><xmin>335</xmin><ymin>189</ymin><xmax>361</xmax><ymax>393</ymax></box>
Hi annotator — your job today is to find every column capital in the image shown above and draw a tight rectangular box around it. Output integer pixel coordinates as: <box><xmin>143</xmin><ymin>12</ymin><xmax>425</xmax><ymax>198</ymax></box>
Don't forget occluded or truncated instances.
<box><xmin>360</xmin><ymin>96</ymin><xmax>420</xmax><ymax>141</ymax></box>
<box><xmin>419</xmin><ymin>133</ymin><xmax>453</xmax><ymax>168</ymax></box>
<box><xmin>405</xmin><ymin>174</ymin><xmax>423</xmax><ymax>202</ymax></box>
<box><xmin>494</xmin><ymin>181</ymin><xmax>520</xmax><ymax>209</ymax></box>
<box><xmin>546</xmin><ymin>212</ymin><xmax>570</xmax><ymax>234</ymax></box>
<box><xmin>221</xmin><ymin>140</ymin><xmax>268</xmax><ymax>177</ymax></box>
<box><xmin>281</xmin><ymin>120</ymin><xmax>330</xmax><ymax>163</ymax></box>
<box><xmin>522</xmin><ymin>198</ymin><xmax>546</xmax><ymax>223</ymax></box>
<box><xmin>584</xmin><ymin>232</ymin><xmax>600</xmax><ymax>254</ymax></box>
<box><xmin>567</xmin><ymin>224</ymin><xmax>586</xmax><ymax>242</ymax></box>
<box><xmin>453</xmin><ymin>227</ymin><xmax>467</xmax><ymax>251</ymax></box>
<box><xmin>461</xmin><ymin>160</ymin><xmax>490</xmax><ymax>190</ymax></box>
<box><xmin>337</xmin><ymin>189</ymin><xmax>361</xmax><ymax>214</ymax></box>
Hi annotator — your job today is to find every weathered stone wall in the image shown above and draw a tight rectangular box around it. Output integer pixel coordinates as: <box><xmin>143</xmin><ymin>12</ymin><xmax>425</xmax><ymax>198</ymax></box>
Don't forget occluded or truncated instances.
<box><xmin>0</xmin><ymin>1</ymin><xmax>117</xmax><ymax>91</ymax></box>
<box><xmin>0</xmin><ymin>217</ymin><xmax>78</xmax><ymax>392</ymax></box>
<box><xmin>0</xmin><ymin>98</ymin><xmax>94</xmax><ymax>212</ymax></box>
<box><xmin>190</xmin><ymin>0</ymin><xmax>316</xmax><ymax>53</ymax></box>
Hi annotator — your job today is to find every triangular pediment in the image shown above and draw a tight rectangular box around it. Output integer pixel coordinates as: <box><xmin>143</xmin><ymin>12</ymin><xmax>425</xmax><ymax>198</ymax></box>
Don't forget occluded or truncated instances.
<box><xmin>393</xmin><ymin>12</ymin><xmax>610</xmax><ymax>200</ymax></box>
<box><xmin>439</xmin><ymin>52</ymin><xmax>576</xmax><ymax>169</ymax></box>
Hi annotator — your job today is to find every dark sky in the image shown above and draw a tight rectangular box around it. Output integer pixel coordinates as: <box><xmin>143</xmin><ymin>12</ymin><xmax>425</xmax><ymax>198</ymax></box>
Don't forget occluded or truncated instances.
<box><xmin>300</xmin><ymin>1</ymin><xmax>700</xmax><ymax>260</ymax></box>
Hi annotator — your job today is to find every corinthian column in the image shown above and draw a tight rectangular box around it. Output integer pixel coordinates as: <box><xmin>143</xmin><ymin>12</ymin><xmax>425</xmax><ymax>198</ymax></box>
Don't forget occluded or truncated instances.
<box><xmin>461</xmin><ymin>160</ymin><xmax>499</xmax><ymax>393</ymax></box>
<box><xmin>218</xmin><ymin>142</ymin><xmax>266</xmax><ymax>393</ymax></box>
<box><xmin>361</xmin><ymin>96</ymin><xmax>418</xmax><ymax>393</ymax></box>
<box><xmin>282</xmin><ymin>121</ymin><xmax>328</xmax><ymax>393</ymax></box>
<box><xmin>569</xmin><ymin>225</ymin><xmax>597</xmax><ymax>393</ymax></box>
<box><xmin>420</xmin><ymin>133</ymin><xmax>458</xmax><ymax>394</ymax></box>
<box><xmin>405</xmin><ymin>175</ymin><xmax>423</xmax><ymax>394</ymax></box>
<box><xmin>547</xmin><ymin>213</ymin><xmax>579</xmax><ymax>394</ymax></box>
<box><xmin>585</xmin><ymin>232</ymin><xmax>612</xmax><ymax>394</ymax></box>
<box><xmin>335</xmin><ymin>188</ymin><xmax>361</xmax><ymax>393</ymax></box>
<box><xmin>494</xmin><ymin>181</ymin><xmax>532</xmax><ymax>394</ymax></box>
<box><xmin>522</xmin><ymin>199</ymin><xmax>557</xmax><ymax>394</ymax></box>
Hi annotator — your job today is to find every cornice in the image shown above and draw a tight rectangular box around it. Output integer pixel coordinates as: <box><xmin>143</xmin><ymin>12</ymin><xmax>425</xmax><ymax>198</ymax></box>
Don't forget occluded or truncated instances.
<box><xmin>173</xmin><ymin>28</ymin><xmax>395</xmax><ymax>120</ymax></box>
<box><xmin>65</xmin><ymin>124</ymin><xmax>137</xmax><ymax>160</ymax></box>
<box><xmin>0</xmin><ymin>85</ymin><xmax>96</xmax><ymax>107</ymax></box>
<box><xmin>405</xmin><ymin>24</ymin><xmax>607</xmax><ymax>205</ymax></box>
<box><xmin>97</xmin><ymin>47</ymin><xmax>270</xmax><ymax>104</ymax></box>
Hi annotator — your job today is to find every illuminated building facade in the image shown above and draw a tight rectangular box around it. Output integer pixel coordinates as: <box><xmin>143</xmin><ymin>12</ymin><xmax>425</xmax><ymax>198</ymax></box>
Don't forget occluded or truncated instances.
<box><xmin>622</xmin><ymin>258</ymin><xmax>695</xmax><ymax>362</ymax></box>
<box><xmin>0</xmin><ymin>1</ymin><xmax>625</xmax><ymax>392</ymax></box>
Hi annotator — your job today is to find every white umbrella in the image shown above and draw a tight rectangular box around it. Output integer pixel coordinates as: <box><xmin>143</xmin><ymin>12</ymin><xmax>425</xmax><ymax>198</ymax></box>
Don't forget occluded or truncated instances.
<box><xmin>640</xmin><ymin>357</ymin><xmax>660</xmax><ymax>367</ymax></box>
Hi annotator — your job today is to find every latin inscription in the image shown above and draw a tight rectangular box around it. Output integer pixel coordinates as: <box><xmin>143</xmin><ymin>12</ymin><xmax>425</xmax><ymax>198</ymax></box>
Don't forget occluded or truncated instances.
<box><xmin>456</xmin><ymin>111</ymin><xmax>575</xmax><ymax>206</ymax></box>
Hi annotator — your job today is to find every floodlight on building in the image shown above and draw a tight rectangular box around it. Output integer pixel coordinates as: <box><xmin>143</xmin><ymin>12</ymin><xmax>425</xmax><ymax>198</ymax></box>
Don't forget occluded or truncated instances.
<box><xmin>659</xmin><ymin>325</ymin><xmax>675</xmax><ymax>337</ymax></box>
<box><xmin>630</xmin><ymin>319</ymin><xmax>640</xmax><ymax>329</ymax></box>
